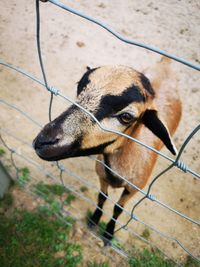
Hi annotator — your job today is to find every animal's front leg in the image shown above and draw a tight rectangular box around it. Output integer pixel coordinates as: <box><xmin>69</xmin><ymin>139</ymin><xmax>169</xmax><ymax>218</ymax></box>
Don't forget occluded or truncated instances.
<box><xmin>88</xmin><ymin>179</ymin><xmax>108</xmax><ymax>228</ymax></box>
<box><xmin>103</xmin><ymin>188</ymin><xmax>133</xmax><ymax>245</ymax></box>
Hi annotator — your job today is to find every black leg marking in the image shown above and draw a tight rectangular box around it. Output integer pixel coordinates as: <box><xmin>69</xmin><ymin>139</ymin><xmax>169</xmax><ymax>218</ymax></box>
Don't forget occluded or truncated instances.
<box><xmin>103</xmin><ymin>205</ymin><xmax>123</xmax><ymax>245</ymax></box>
<box><xmin>88</xmin><ymin>192</ymin><xmax>108</xmax><ymax>228</ymax></box>
<box><xmin>103</xmin><ymin>188</ymin><xmax>131</xmax><ymax>245</ymax></box>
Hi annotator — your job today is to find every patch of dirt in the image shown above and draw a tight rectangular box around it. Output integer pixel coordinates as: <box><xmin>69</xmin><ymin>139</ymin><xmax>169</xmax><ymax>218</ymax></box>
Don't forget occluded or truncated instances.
<box><xmin>0</xmin><ymin>0</ymin><xmax>200</xmax><ymax>265</ymax></box>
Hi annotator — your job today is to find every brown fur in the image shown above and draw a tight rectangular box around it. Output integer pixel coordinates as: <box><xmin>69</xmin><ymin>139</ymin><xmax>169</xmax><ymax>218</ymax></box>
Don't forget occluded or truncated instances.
<box><xmin>33</xmin><ymin>57</ymin><xmax>182</xmax><ymax>242</ymax></box>
<box><xmin>96</xmin><ymin>58</ymin><xmax>181</xmax><ymax>195</ymax></box>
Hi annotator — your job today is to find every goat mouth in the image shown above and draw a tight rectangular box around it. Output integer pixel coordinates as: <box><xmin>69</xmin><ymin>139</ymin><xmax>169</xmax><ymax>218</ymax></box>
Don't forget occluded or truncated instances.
<box><xmin>33</xmin><ymin>140</ymin><xmax>80</xmax><ymax>161</ymax></box>
<box><xmin>34</xmin><ymin>140</ymin><xmax>116</xmax><ymax>162</ymax></box>
<box><xmin>34</xmin><ymin>146</ymin><xmax>77</xmax><ymax>161</ymax></box>
<box><xmin>35</xmin><ymin>150</ymin><xmax>75</xmax><ymax>161</ymax></box>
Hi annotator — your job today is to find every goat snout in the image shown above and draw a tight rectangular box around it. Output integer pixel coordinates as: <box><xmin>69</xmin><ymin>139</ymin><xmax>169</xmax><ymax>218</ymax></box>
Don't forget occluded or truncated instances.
<box><xmin>33</xmin><ymin>122</ymin><xmax>62</xmax><ymax>149</ymax></box>
<box><xmin>33</xmin><ymin>134</ymin><xmax>59</xmax><ymax>150</ymax></box>
<box><xmin>33</xmin><ymin>121</ymin><xmax>65</xmax><ymax>160</ymax></box>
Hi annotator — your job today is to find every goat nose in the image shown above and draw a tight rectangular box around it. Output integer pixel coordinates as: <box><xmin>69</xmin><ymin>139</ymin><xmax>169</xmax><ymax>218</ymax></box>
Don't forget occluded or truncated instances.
<box><xmin>33</xmin><ymin>134</ymin><xmax>59</xmax><ymax>150</ymax></box>
<box><xmin>33</xmin><ymin>121</ymin><xmax>63</xmax><ymax>150</ymax></box>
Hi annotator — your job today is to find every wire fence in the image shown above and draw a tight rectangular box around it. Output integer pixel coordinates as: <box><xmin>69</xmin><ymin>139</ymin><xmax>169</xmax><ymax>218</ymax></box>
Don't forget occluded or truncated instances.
<box><xmin>0</xmin><ymin>0</ymin><xmax>200</xmax><ymax>266</ymax></box>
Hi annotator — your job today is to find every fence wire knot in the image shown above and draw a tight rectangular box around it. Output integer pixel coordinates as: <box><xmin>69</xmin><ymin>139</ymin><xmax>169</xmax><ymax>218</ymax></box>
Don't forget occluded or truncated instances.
<box><xmin>0</xmin><ymin>0</ymin><xmax>199</xmax><ymax>263</ymax></box>
<box><xmin>58</xmin><ymin>165</ymin><xmax>65</xmax><ymax>172</ymax></box>
<box><xmin>147</xmin><ymin>194</ymin><xmax>156</xmax><ymax>201</ymax></box>
<box><xmin>174</xmin><ymin>160</ymin><xmax>188</xmax><ymax>173</ymax></box>
<box><xmin>47</xmin><ymin>86</ymin><xmax>59</xmax><ymax>96</ymax></box>
<box><xmin>10</xmin><ymin>149</ymin><xmax>16</xmax><ymax>154</ymax></box>
<box><xmin>131</xmin><ymin>214</ymin><xmax>138</xmax><ymax>221</ymax></box>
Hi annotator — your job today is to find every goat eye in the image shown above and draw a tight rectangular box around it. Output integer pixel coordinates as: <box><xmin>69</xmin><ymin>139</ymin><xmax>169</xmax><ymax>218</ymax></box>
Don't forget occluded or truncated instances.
<box><xmin>118</xmin><ymin>113</ymin><xmax>135</xmax><ymax>125</ymax></box>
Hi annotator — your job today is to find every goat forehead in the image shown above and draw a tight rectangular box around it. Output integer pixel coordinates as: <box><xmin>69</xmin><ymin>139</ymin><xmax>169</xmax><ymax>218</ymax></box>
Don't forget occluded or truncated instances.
<box><xmin>77</xmin><ymin>67</ymin><xmax>150</xmax><ymax>119</ymax></box>
<box><xmin>89</xmin><ymin>65</ymin><xmax>142</xmax><ymax>94</ymax></box>
<box><xmin>77</xmin><ymin>88</ymin><xmax>101</xmax><ymax>114</ymax></box>
<box><xmin>77</xmin><ymin>66</ymin><xmax>147</xmax><ymax>109</ymax></box>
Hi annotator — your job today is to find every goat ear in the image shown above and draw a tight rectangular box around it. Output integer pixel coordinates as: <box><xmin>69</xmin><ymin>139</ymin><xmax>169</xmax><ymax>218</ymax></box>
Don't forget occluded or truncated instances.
<box><xmin>142</xmin><ymin>109</ymin><xmax>177</xmax><ymax>155</ymax></box>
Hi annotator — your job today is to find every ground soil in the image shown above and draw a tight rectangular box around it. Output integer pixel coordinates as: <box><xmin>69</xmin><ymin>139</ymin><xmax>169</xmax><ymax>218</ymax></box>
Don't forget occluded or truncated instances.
<box><xmin>0</xmin><ymin>0</ymin><xmax>200</xmax><ymax>266</ymax></box>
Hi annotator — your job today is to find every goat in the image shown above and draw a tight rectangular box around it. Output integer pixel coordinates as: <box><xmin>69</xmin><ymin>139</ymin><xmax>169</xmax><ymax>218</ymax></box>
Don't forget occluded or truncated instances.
<box><xmin>33</xmin><ymin>57</ymin><xmax>182</xmax><ymax>244</ymax></box>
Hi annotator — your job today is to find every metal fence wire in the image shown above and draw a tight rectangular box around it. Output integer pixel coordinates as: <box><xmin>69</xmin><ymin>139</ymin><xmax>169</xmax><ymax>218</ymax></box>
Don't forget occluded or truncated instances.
<box><xmin>0</xmin><ymin>0</ymin><xmax>200</xmax><ymax>266</ymax></box>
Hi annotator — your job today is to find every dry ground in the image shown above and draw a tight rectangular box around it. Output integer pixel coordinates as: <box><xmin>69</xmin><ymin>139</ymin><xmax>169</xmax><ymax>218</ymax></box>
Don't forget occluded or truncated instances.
<box><xmin>0</xmin><ymin>0</ymin><xmax>200</xmax><ymax>265</ymax></box>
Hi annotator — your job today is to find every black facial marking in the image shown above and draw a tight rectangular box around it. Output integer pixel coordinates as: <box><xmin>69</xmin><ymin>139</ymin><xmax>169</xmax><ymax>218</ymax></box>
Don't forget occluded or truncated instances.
<box><xmin>74</xmin><ymin>140</ymin><xmax>115</xmax><ymax>157</ymax></box>
<box><xmin>77</xmin><ymin>67</ymin><xmax>98</xmax><ymax>96</ymax></box>
<box><xmin>140</xmin><ymin>73</ymin><xmax>155</xmax><ymax>96</ymax></box>
<box><xmin>37</xmin><ymin>105</ymin><xmax>77</xmax><ymax>149</ymax></box>
<box><xmin>103</xmin><ymin>154</ymin><xmax>124</xmax><ymax>187</ymax></box>
<box><xmin>35</xmin><ymin>139</ymin><xmax>81</xmax><ymax>161</ymax></box>
<box><xmin>95</xmin><ymin>85</ymin><xmax>145</xmax><ymax>121</ymax></box>
<box><xmin>53</xmin><ymin>105</ymin><xmax>77</xmax><ymax>125</ymax></box>
<box><xmin>33</xmin><ymin>105</ymin><xmax>77</xmax><ymax>153</ymax></box>
<box><xmin>44</xmin><ymin>139</ymin><xmax>115</xmax><ymax>160</ymax></box>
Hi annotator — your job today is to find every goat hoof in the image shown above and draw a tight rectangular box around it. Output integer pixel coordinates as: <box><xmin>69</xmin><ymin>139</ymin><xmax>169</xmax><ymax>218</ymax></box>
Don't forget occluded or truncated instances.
<box><xmin>102</xmin><ymin>232</ymin><xmax>113</xmax><ymax>246</ymax></box>
<box><xmin>87</xmin><ymin>219</ymin><xmax>96</xmax><ymax>229</ymax></box>
<box><xmin>103</xmin><ymin>237</ymin><xmax>111</xmax><ymax>246</ymax></box>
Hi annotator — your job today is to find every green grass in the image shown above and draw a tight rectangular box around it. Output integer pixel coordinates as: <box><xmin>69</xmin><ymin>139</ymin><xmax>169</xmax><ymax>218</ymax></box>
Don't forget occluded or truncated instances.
<box><xmin>33</xmin><ymin>181</ymin><xmax>77</xmax><ymax>219</ymax></box>
<box><xmin>0</xmin><ymin>154</ymin><xmax>197</xmax><ymax>267</ymax></box>
<box><xmin>98</xmin><ymin>221</ymin><xmax>107</xmax><ymax>236</ymax></box>
<box><xmin>0</xmin><ymin>148</ymin><xmax>6</xmax><ymax>156</ymax></box>
<box><xmin>87</xmin><ymin>261</ymin><xmax>109</xmax><ymax>267</ymax></box>
<box><xmin>0</xmin><ymin>178</ymin><xmax>82</xmax><ymax>267</ymax></box>
<box><xmin>80</xmin><ymin>186</ymin><xmax>88</xmax><ymax>192</ymax></box>
<box><xmin>128</xmin><ymin>247</ymin><xmax>200</xmax><ymax>267</ymax></box>
<box><xmin>64</xmin><ymin>193</ymin><xmax>76</xmax><ymax>205</ymax></box>
<box><xmin>0</xmin><ymin>207</ymin><xmax>82</xmax><ymax>267</ymax></box>
<box><xmin>34</xmin><ymin>182</ymin><xmax>76</xmax><ymax>207</ymax></box>
<box><xmin>184</xmin><ymin>255</ymin><xmax>200</xmax><ymax>267</ymax></box>
<box><xmin>17</xmin><ymin>167</ymin><xmax>30</xmax><ymax>187</ymax></box>
<box><xmin>128</xmin><ymin>248</ymin><xmax>176</xmax><ymax>267</ymax></box>
<box><xmin>0</xmin><ymin>189</ymin><xmax>110</xmax><ymax>267</ymax></box>
<box><xmin>37</xmin><ymin>183</ymin><xmax>70</xmax><ymax>196</ymax></box>
<box><xmin>141</xmin><ymin>228</ymin><xmax>151</xmax><ymax>240</ymax></box>
<box><xmin>0</xmin><ymin>193</ymin><xmax>13</xmax><ymax>210</ymax></box>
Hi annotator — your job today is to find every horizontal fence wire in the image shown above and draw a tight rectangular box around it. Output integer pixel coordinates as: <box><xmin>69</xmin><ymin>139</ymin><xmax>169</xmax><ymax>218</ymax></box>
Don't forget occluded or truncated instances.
<box><xmin>48</xmin><ymin>0</ymin><xmax>200</xmax><ymax>71</ymax></box>
<box><xmin>0</xmin><ymin>98</ymin><xmax>199</xmax><ymax>264</ymax></box>
<box><xmin>0</xmin><ymin>148</ymin><xmax>118</xmax><ymax>263</ymax></box>
<box><xmin>0</xmin><ymin>0</ymin><xmax>199</xmax><ymax>265</ymax></box>
<box><xmin>0</xmin><ymin>61</ymin><xmax>200</xmax><ymax>265</ymax></box>
<box><xmin>0</xmin><ymin>59</ymin><xmax>200</xmax><ymax>266</ymax></box>
<box><xmin>1</xmin><ymin>99</ymin><xmax>200</xmax><ymax>228</ymax></box>
<box><xmin>0</xmin><ymin>132</ymin><xmax>182</xmax><ymax>266</ymax></box>
<box><xmin>1</xmin><ymin>60</ymin><xmax>199</xmax><ymax>180</ymax></box>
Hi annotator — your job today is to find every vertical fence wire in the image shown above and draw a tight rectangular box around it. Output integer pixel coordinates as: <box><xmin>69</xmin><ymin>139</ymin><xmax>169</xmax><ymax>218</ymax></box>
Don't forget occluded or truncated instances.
<box><xmin>0</xmin><ymin>117</ymin><xmax>199</xmax><ymax>264</ymax></box>
<box><xmin>0</xmin><ymin>132</ymin><xmax>182</xmax><ymax>266</ymax></box>
<box><xmin>0</xmin><ymin>0</ymin><xmax>199</xmax><ymax>265</ymax></box>
<box><xmin>0</xmin><ymin>62</ymin><xmax>200</xmax><ymax>262</ymax></box>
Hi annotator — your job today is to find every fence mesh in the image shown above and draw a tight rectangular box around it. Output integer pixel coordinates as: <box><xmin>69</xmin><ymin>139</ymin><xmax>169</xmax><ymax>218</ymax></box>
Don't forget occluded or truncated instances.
<box><xmin>0</xmin><ymin>0</ymin><xmax>200</xmax><ymax>266</ymax></box>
